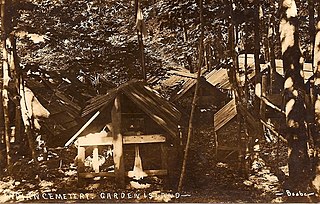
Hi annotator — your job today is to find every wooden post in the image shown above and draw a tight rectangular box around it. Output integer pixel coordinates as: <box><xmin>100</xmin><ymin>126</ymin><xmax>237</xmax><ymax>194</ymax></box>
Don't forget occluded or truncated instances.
<box><xmin>77</xmin><ymin>146</ymin><xmax>85</xmax><ymax>173</ymax></box>
<box><xmin>260</xmin><ymin>75</ymin><xmax>267</xmax><ymax>120</ymax></box>
<box><xmin>112</xmin><ymin>96</ymin><xmax>125</xmax><ymax>188</ymax></box>
<box><xmin>77</xmin><ymin>145</ymin><xmax>85</xmax><ymax>186</ymax></box>
<box><xmin>92</xmin><ymin>146</ymin><xmax>99</xmax><ymax>173</ymax></box>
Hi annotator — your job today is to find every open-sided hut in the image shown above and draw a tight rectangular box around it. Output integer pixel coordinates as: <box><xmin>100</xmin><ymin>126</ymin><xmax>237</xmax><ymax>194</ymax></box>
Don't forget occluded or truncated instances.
<box><xmin>65</xmin><ymin>79</ymin><xmax>182</xmax><ymax>187</ymax></box>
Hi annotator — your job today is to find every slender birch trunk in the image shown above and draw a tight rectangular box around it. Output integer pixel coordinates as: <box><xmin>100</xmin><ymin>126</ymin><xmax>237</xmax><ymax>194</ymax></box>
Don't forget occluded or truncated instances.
<box><xmin>280</xmin><ymin>0</ymin><xmax>309</xmax><ymax>189</ymax></box>
<box><xmin>9</xmin><ymin>34</ymin><xmax>21</xmax><ymax>143</ymax></box>
<box><xmin>1</xmin><ymin>0</ymin><xmax>12</xmax><ymax>171</ymax></box>
<box><xmin>178</xmin><ymin>0</ymin><xmax>204</xmax><ymax>192</ymax></box>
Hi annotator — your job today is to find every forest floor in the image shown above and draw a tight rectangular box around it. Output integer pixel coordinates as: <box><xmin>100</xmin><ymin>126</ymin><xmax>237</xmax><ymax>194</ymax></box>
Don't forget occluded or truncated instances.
<box><xmin>0</xmin><ymin>123</ymin><xmax>319</xmax><ymax>203</ymax></box>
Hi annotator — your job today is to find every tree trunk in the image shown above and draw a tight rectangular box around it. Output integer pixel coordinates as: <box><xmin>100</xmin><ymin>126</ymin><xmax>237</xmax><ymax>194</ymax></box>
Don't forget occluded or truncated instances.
<box><xmin>1</xmin><ymin>0</ymin><xmax>12</xmax><ymax>172</ymax></box>
<box><xmin>6</xmin><ymin>34</ymin><xmax>21</xmax><ymax>144</ymax></box>
<box><xmin>228</xmin><ymin>1</ymin><xmax>237</xmax><ymax>86</ymax></box>
<box><xmin>253</xmin><ymin>0</ymin><xmax>261</xmax><ymax>115</ymax></box>
<box><xmin>309</xmin><ymin>0</ymin><xmax>315</xmax><ymax>64</ymax></box>
<box><xmin>269</xmin><ymin>15</ymin><xmax>276</xmax><ymax>93</ymax></box>
<box><xmin>8</xmin><ymin>34</ymin><xmax>21</xmax><ymax>143</ymax></box>
<box><xmin>280</xmin><ymin>0</ymin><xmax>309</xmax><ymax>190</ymax></box>
<box><xmin>19</xmin><ymin>83</ymin><xmax>38</xmax><ymax>164</ymax></box>
<box><xmin>135</xmin><ymin>0</ymin><xmax>146</xmax><ymax>80</ymax></box>
<box><xmin>137</xmin><ymin>33</ymin><xmax>146</xmax><ymax>80</ymax></box>
<box><xmin>178</xmin><ymin>0</ymin><xmax>204</xmax><ymax>192</ymax></box>
<box><xmin>244</xmin><ymin>24</ymin><xmax>249</xmax><ymax>109</ymax></box>
<box><xmin>312</xmin><ymin>17</ymin><xmax>320</xmax><ymax>195</ymax></box>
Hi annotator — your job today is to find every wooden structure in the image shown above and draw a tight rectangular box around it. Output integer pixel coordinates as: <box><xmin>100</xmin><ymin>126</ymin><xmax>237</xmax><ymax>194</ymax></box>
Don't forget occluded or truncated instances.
<box><xmin>213</xmin><ymin>99</ymin><xmax>241</xmax><ymax>158</ymax></box>
<box><xmin>23</xmin><ymin>69</ymin><xmax>115</xmax><ymax>146</ymax></box>
<box><xmin>0</xmin><ymin>67</ymin><xmax>118</xmax><ymax>147</ymax></box>
<box><xmin>149</xmin><ymin>67</ymin><xmax>229</xmax><ymax>124</ymax></box>
<box><xmin>213</xmin><ymin>98</ymin><xmax>262</xmax><ymax>159</ymax></box>
<box><xmin>170</xmin><ymin>76</ymin><xmax>228</xmax><ymax>111</ymax></box>
<box><xmin>65</xmin><ymin>80</ymin><xmax>182</xmax><ymax>187</ymax></box>
<box><xmin>205</xmin><ymin>68</ymin><xmax>232</xmax><ymax>91</ymax></box>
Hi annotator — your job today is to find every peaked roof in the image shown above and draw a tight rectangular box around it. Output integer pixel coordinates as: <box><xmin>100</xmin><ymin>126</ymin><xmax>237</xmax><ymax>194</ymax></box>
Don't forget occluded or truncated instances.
<box><xmin>214</xmin><ymin>99</ymin><xmax>237</xmax><ymax>132</ymax></box>
<box><xmin>206</xmin><ymin>68</ymin><xmax>231</xmax><ymax>90</ymax></box>
<box><xmin>148</xmin><ymin>66</ymin><xmax>214</xmax><ymax>100</ymax></box>
<box><xmin>169</xmin><ymin>77</ymin><xmax>197</xmax><ymax>102</ymax></box>
<box><xmin>81</xmin><ymin>80</ymin><xmax>181</xmax><ymax>138</ymax></box>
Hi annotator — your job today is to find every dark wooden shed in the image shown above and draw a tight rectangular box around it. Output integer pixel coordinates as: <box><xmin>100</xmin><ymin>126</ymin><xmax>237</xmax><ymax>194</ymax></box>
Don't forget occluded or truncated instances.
<box><xmin>170</xmin><ymin>76</ymin><xmax>228</xmax><ymax>110</ymax></box>
<box><xmin>150</xmin><ymin>69</ymin><xmax>229</xmax><ymax>126</ymax></box>
<box><xmin>65</xmin><ymin>80</ymin><xmax>182</xmax><ymax>187</ymax></box>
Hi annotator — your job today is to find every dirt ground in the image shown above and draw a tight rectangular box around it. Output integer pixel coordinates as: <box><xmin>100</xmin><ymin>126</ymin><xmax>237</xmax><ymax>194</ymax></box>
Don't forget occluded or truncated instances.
<box><xmin>0</xmin><ymin>123</ymin><xmax>319</xmax><ymax>203</ymax></box>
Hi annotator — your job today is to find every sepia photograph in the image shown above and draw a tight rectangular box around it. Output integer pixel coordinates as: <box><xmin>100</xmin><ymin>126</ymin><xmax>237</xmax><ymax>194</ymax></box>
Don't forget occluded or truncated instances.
<box><xmin>0</xmin><ymin>0</ymin><xmax>320</xmax><ymax>203</ymax></box>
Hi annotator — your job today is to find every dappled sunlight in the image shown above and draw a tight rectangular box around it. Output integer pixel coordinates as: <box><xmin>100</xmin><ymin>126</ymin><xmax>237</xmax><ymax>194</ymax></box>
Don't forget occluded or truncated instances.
<box><xmin>283</xmin><ymin>0</ymin><xmax>297</xmax><ymax>18</ymax></box>
<box><xmin>285</xmin><ymin>99</ymin><xmax>295</xmax><ymax>117</ymax></box>
<box><xmin>313</xmin><ymin>22</ymin><xmax>320</xmax><ymax>68</ymax></box>
<box><xmin>315</xmin><ymin>99</ymin><xmax>320</xmax><ymax>124</ymax></box>
<box><xmin>284</xmin><ymin>77</ymin><xmax>294</xmax><ymax>90</ymax></box>
<box><xmin>299</xmin><ymin>69</ymin><xmax>304</xmax><ymax>78</ymax></box>
<box><xmin>280</xmin><ymin>19</ymin><xmax>295</xmax><ymax>54</ymax></box>
<box><xmin>255</xmin><ymin>83</ymin><xmax>261</xmax><ymax>97</ymax></box>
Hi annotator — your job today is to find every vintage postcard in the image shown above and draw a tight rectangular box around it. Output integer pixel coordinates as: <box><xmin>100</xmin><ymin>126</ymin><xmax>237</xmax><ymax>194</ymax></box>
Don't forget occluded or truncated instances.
<box><xmin>0</xmin><ymin>0</ymin><xmax>319</xmax><ymax>203</ymax></box>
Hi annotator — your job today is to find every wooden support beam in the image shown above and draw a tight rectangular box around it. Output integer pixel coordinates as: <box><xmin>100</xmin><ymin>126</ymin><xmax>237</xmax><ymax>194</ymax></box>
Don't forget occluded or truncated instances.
<box><xmin>112</xmin><ymin>96</ymin><xmax>125</xmax><ymax>188</ymax></box>
<box><xmin>77</xmin><ymin>146</ymin><xmax>85</xmax><ymax>173</ymax></box>
<box><xmin>127</xmin><ymin>169</ymin><xmax>168</xmax><ymax>177</ymax></box>
<box><xmin>92</xmin><ymin>146</ymin><xmax>99</xmax><ymax>173</ymax></box>
<box><xmin>78</xmin><ymin>134</ymin><xmax>166</xmax><ymax>147</ymax></box>
<box><xmin>79</xmin><ymin>172</ymin><xmax>115</xmax><ymax>178</ymax></box>
<box><xmin>78</xmin><ymin>134</ymin><xmax>112</xmax><ymax>146</ymax></box>
<box><xmin>78</xmin><ymin>169</ymin><xmax>167</xmax><ymax>179</ymax></box>
<box><xmin>123</xmin><ymin>135</ymin><xmax>166</xmax><ymax>144</ymax></box>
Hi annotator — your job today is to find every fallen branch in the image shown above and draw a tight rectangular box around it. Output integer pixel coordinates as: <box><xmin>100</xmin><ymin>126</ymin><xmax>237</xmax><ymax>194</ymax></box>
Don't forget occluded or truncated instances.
<box><xmin>260</xmin><ymin>96</ymin><xmax>285</xmax><ymax>115</ymax></box>
<box><xmin>260</xmin><ymin>119</ymin><xmax>287</xmax><ymax>144</ymax></box>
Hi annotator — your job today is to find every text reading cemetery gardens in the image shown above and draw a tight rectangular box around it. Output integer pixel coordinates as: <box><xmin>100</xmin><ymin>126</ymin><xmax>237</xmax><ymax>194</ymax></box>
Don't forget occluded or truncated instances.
<box><xmin>4</xmin><ymin>191</ymin><xmax>183</xmax><ymax>201</ymax></box>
